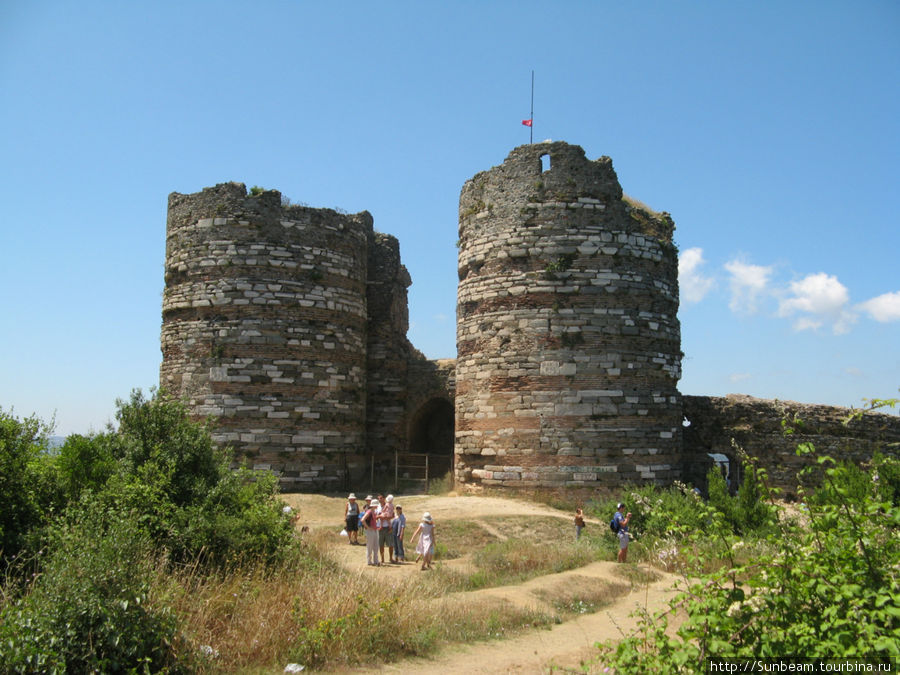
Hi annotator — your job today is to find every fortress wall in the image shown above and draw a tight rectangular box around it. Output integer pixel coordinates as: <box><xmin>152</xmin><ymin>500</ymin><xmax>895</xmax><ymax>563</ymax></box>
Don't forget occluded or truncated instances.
<box><xmin>365</xmin><ymin>232</ymin><xmax>413</xmax><ymax>468</ymax></box>
<box><xmin>455</xmin><ymin>143</ymin><xmax>682</xmax><ymax>489</ymax></box>
<box><xmin>161</xmin><ymin>183</ymin><xmax>371</xmax><ymax>490</ymax></box>
<box><xmin>683</xmin><ymin>394</ymin><xmax>900</xmax><ymax>497</ymax></box>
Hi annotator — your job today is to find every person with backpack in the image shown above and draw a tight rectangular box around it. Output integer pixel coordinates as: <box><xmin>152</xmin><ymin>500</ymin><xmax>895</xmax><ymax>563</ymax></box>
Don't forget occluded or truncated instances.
<box><xmin>611</xmin><ymin>502</ymin><xmax>632</xmax><ymax>563</ymax></box>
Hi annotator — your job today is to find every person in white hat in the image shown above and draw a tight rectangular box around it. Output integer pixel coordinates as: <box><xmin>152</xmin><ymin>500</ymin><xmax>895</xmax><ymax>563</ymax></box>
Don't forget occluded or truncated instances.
<box><xmin>344</xmin><ymin>493</ymin><xmax>360</xmax><ymax>545</ymax></box>
<box><xmin>379</xmin><ymin>494</ymin><xmax>396</xmax><ymax>563</ymax></box>
<box><xmin>410</xmin><ymin>512</ymin><xmax>435</xmax><ymax>570</ymax></box>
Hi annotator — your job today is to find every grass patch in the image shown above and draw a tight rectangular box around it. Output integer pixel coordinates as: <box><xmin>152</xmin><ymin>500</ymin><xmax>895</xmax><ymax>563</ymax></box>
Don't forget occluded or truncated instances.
<box><xmin>457</xmin><ymin>538</ymin><xmax>599</xmax><ymax>590</ymax></box>
<box><xmin>612</xmin><ymin>564</ymin><xmax>661</xmax><ymax>587</ymax></box>
<box><xmin>434</xmin><ymin>519</ymin><xmax>500</xmax><ymax>560</ymax></box>
<box><xmin>156</xmin><ymin>535</ymin><xmax>556</xmax><ymax>672</ymax></box>
<box><xmin>532</xmin><ymin>576</ymin><xmax>625</xmax><ymax>619</ymax></box>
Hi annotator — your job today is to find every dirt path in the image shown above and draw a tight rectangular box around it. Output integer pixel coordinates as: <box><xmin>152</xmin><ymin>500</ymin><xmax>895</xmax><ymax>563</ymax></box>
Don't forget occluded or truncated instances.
<box><xmin>282</xmin><ymin>492</ymin><xmax>679</xmax><ymax>673</ymax></box>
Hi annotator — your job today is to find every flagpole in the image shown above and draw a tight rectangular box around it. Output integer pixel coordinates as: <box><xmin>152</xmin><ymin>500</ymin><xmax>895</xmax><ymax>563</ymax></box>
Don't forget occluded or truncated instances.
<box><xmin>529</xmin><ymin>70</ymin><xmax>534</xmax><ymax>144</ymax></box>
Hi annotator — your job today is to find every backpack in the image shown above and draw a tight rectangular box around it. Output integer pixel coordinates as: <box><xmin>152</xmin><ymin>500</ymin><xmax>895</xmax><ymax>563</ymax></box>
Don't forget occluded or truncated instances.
<box><xmin>610</xmin><ymin>518</ymin><xmax>620</xmax><ymax>534</ymax></box>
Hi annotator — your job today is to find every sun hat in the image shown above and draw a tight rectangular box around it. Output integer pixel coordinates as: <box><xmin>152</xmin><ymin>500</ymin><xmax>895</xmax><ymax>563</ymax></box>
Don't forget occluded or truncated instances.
<box><xmin>365</xmin><ymin>495</ymin><xmax>373</xmax><ymax>501</ymax></box>
<box><xmin>282</xmin><ymin>505</ymin><xmax>293</xmax><ymax>515</ymax></box>
<box><xmin>386</xmin><ymin>494</ymin><xmax>394</xmax><ymax>503</ymax></box>
<box><xmin>348</xmin><ymin>493</ymin><xmax>356</xmax><ymax>500</ymax></box>
<box><xmin>395</xmin><ymin>504</ymin><xmax>402</xmax><ymax>509</ymax></box>
<box><xmin>422</xmin><ymin>512</ymin><xmax>433</xmax><ymax>523</ymax></box>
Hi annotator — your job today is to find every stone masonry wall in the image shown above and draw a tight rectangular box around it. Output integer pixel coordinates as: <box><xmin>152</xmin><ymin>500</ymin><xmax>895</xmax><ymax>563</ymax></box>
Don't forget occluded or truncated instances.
<box><xmin>366</xmin><ymin>232</ymin><xmax>413</xmax><ymax>467</ymax></box>
<box><xmin>159</xmin><ymin>149</ymin><xmax>896</xmax><ymax>497</ymax></box>
<box><xmin>455</xmin><ymin>142</ymin><xmax>682</xmax><ymax>489</ymax></box>
<box><xmin>683</xmin><ymin>394</ymin><xmax>900</xmax><ymax>497</ymax></box>
<box><xmin>161</xmin><ymin>183</ymin><xmax>371</xmax><ymax>490</ymax></box>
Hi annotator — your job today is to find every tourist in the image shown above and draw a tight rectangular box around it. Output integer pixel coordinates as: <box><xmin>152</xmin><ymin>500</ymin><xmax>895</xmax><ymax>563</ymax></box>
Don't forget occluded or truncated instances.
<box><xmin>410</xmin><ymin>512</ymin><xmax>435</xmax><ymax>570</ymax></box>
<box><xmin>344</xmin><ymin>493</ymin><xmax>360</xmax><ymax>545</ymax></box>
<box><xmin>613</xmin><ymin>502</ymin><xmax>632</xmax><ymax>563</ymax></box>
<box><xmin>574</xmin><ymin>507</ymin><xmax>585</xmax><ymax>541</ymax></box>
<box><xmin>379</xmin><ymin>494</ymin><xmax>396</xmax><ymax>563</ymax></box>
<box><xmin>391</xmin><ymin>504</ymin><xmax>406</xmax><ymax>563</ymax></box>
<box><xmin>362</xmin><ymin>500</ymin><xmax>380</xmax><ymax>566</ymax></box>
<box><xmin>359</xmin><ymin>495</ymin><xmax>373</xmax><ymax>532</ymax></box>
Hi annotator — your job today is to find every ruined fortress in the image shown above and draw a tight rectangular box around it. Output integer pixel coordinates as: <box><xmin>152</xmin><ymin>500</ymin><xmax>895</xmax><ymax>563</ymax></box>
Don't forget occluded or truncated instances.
<box><xmin>160</xmin><ymin>142</ymin><xmax>900</xmax><ymax>496</ymax></box>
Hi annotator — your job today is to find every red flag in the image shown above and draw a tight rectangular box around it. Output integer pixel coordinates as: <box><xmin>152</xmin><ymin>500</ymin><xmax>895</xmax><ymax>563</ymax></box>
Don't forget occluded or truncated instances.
<box><xmin>521</xmin><ymin>119</ymin><xmax>533</xmax><ymax>127</ymax></box>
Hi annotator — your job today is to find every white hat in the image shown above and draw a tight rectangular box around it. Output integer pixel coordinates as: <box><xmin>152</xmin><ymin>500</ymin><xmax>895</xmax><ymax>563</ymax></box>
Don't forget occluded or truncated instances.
<box><xmin>282</xmin><ymin>505</ymin><xmax>293</xmax><ymax>515</ymax></box>
<box><xmin>348</xmin><ymin>493</ymin><xmax>356</xmax><ymax>500</ymax></box>
<box><xmin>386</xmin><ymin>494</ymin><xmax>394</xmax><ymax>503</ymax></box>
<box><xmin>422</xmin><ymin>512</ymin><xmax>433</xmax><ymax>523</ymax></box>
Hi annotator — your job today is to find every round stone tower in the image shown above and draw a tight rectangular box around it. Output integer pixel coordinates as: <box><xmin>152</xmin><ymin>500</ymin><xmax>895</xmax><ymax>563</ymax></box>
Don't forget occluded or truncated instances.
<box><xmin>161</xmin><ymin>182</ymin><xmax>371</xmax><ymax>490</ymax></box>
<box><xmin>455</xmin><ymin>142</ymin><xmax>682</xmax><ymax>489</ymax></box>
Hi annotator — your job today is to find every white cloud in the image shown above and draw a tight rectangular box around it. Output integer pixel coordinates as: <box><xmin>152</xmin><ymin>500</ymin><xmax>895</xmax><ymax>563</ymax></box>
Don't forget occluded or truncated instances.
<box><xmin>724</xmin><ymin>259</ymin><xmax>773</xmax><ymax>314</ymax></box>
<box><xmin>858</xmin><ymin>291</ymin><xmax>900</xmax><ymax>323</ymax></box>
<box><xmin>678</xmin><ymin>247</ymin><xmax>714</xmax><ymax>303</ymax></box>
<box><xmin>777</xmin><ymin>272</ymin><xmax>857</xmax><ymax>334</ymax></box>
<box><xmin>729</xmin><ymin>372</ymin><xmax>752</xmax><ymax>383</ymax></box>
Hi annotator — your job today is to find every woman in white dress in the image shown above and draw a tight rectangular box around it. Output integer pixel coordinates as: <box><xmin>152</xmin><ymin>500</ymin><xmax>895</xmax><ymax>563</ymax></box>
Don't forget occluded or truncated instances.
<box><xmin>410</xmin><ymin>512</ymin><xmax>435</xmax><ymax>570</ymax></box>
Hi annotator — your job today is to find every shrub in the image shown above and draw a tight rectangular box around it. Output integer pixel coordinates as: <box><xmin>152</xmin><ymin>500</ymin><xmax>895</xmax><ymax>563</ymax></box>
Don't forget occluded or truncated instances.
<box><xmin>622</xmin><ymin>483</ymin><xmax>708</xmax><ymax>539</ymax></box>
<box><xmin>0</xmin><ymin>409</ymin><xmax>61</xmax><ymax>568</ymax></box>
<box><xmin>103</xmin><ymin>390</ymin><xmax>295</xmax><ymax>566</ymax></box>
<box><xmin>56</xmin><ymin>433</ymin><xmax>117</xmax><ymax>501</ymax></box>
<box><xmin>594</xmin><ymin>445</ymin><xmax>900</xmax><ymax>671</ymax></box>
<box><xmin>707</xmin><ymin>459</ymin><xmax>777</xmax><ymax>536</ymax></box>
<box><xmin>0</xmin><ymin>499</ymin><xmax>185</xmax><ymax>673</ymax></box>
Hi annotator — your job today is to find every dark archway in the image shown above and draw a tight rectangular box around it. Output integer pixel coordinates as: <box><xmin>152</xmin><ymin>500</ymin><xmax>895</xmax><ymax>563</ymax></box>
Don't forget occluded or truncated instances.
<box><xmin>408</xmin><ymin>397</ymin><xmax>454</xmax><ymax>478</ymax></box>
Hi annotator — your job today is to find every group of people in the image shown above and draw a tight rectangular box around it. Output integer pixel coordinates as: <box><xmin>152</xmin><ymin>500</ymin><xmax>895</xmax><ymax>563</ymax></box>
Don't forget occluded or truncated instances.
<box><xmin>343</xmin><ymin>493</ymin><xmax>631</xmax><ymax>570</ymax></box>
<box><xmin>343</xmin><ymin>493</ymin><xmax>435</xmax><ymax>570</ymax></box>
<box><xmin>574</xmin><ymin>502</ymin><xmax>632</xmax><ymax>563</ymax></box>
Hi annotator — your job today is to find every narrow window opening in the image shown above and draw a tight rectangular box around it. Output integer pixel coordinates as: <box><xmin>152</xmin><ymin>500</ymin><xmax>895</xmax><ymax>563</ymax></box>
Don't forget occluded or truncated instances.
<box><xmin>540</xmin><ymin>153</ymin><xmax>550</xmax><ymax>173</ymax></box>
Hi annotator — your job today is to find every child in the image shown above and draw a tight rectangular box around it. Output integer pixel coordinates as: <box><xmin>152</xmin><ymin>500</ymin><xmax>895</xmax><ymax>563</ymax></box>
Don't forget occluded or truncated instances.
<box><xmin>574</xmin><ymin>507</ymin><xmax>585</xmax><ymax>541</ymax></box>
<box><xmin>391</xmin><ymin>504</ymin><xmax>406</xmax><ymax>563</ymax></box>
<box><xmin>410</xmin><ymin>512</ymin><xmax>435</xmax><ymax>571</ymax></box>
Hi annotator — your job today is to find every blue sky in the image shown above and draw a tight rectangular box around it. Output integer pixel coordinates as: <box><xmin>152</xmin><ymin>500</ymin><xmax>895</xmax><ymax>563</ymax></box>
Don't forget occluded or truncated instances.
<box><xmin>2</xmin><ymin>1</ymin><xmax>898</xmax><ymax>436</ymax></box>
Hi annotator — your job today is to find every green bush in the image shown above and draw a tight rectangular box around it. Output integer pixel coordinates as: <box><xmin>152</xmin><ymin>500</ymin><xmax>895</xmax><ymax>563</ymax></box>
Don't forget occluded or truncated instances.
<box><xmin>619</xmin><ymin>484</ymin><xmax>708</xmax><ymax>539</ymax></box>
<box><xmin>0</xmin><ymin>500</ymin><xmax>185</xmax><ymax>673</ymax></box>
<box><xmin>56</xmin><ymin>432</ymin><xmax>117</xmax><ymax>501</ymax></box>
<box><xmin>0</xmin><ymin>409</ymin><xmax>62</xmax><ymax>568</ymax></box>
<box><xmin>873</xmin><ymin>451</ymin><xmax>900</xmax><ymax>506</ymax></box>
<box><xmin>707</xmin><ymin>459</ymin><xmax>776</xmax><ymax>536</ymax></box>
<box><xmin>91</xmin><ymin>389</ymin><xmax>296</xmax><ymax>566</ymax></box>
<box><xmin>594</xmin><ymin>446</ymin><xmax>900</xmax><ymax>671</ymax></box>
<box><xmin>113</xmin><ymin>389</ymin><xmax>224</xmax><ymax>508</ymax></box>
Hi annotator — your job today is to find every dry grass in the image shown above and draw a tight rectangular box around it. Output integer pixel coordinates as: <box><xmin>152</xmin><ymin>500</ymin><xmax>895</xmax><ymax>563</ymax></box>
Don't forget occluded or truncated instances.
<box><xmin>533</xmin><ymin>575</ymin><xmax>625</xmax><ymax>618</ymax></box>
<box><xmin>155</xmin><ymin>537</ymin><xmax>554</xmax><ymax>672</ymax></box>
<box><xmin>143</xmin><ymin>513</ymin><xmax>640</xmax><ymax>671</ymax></box>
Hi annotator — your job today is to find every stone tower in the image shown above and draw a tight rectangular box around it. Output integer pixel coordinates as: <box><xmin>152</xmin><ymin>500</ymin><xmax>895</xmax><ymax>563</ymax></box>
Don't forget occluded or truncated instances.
<box><xmin>161</xmin><ymin>182</ymin><xmax>374</xmax><ymax>490</ymax></box>
<box><xmin>455</xmin><ymin>142</ymin><xmax>682</xmax><ymax>489</ymax></box>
